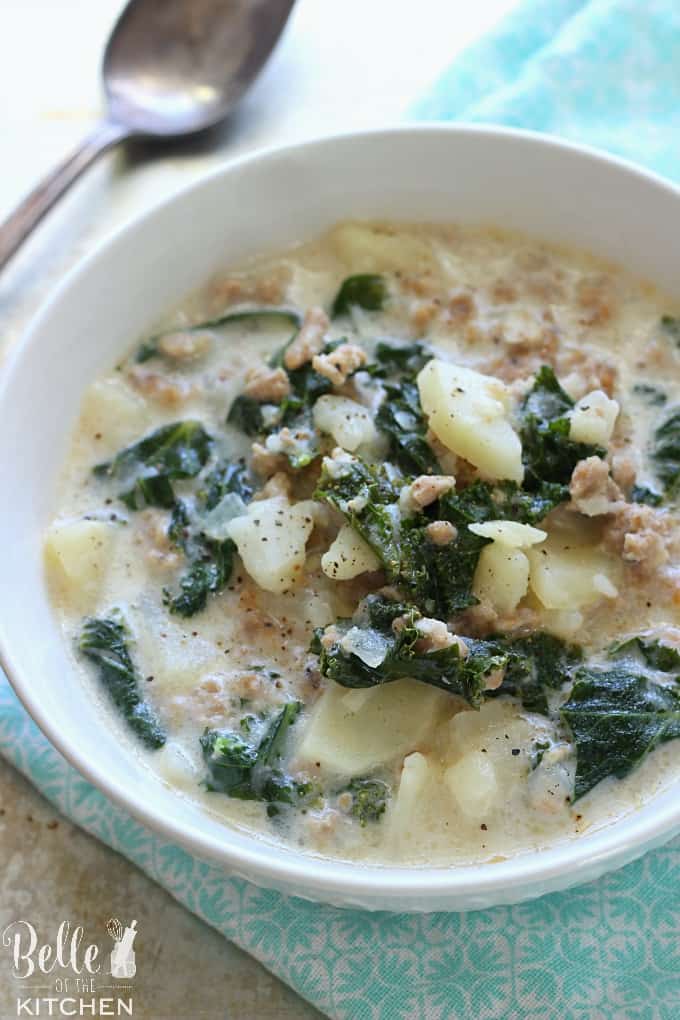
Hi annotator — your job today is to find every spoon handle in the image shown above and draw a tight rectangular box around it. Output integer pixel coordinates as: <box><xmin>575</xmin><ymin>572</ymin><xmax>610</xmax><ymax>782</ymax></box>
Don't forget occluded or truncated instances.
<box><xmin>0</xmin><ymin>119</ymin><xmax>132</xmax><ymax>271</ymax></box>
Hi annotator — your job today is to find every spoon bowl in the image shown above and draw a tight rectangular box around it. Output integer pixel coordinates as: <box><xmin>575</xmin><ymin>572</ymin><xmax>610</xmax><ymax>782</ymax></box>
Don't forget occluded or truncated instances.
<box><xmin>104</xmin><ymin>0</ymin><xmax>295</xmax><ymax>136</ymax></box>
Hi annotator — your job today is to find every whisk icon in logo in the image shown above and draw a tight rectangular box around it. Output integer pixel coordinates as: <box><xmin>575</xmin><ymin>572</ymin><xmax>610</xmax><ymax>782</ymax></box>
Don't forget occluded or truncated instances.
<box><xmin>106</xmin><ymin>917</ymin><xmax>138</xmax><ymax>979</ymax></box>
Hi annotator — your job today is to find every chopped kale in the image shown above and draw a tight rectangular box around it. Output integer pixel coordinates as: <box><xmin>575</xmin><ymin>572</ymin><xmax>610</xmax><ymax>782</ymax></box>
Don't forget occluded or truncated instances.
<box><xmin>79</xmin><ymin>617</ymin><xmax>166</xmax><ymax>749</ymax></box>
<box><xmin>315</xmin><ymin>596</ymin><xmax>508</xmax><ymax>706</ymax></box>
<box><xmin>487</xmin><ymin>631</ymin><xmax>582</xmax><ymax>715</ymax></box>
<box><xmin>201</xmin><ymin>458</ymin><xmax>254</xmax><ymax>509</ymax></box>
<box><xmin>484</xmin><ymin>479</ymin><xmax>568</xmax><ymax>524</ymax></box>
<box><xmin>345</xmin><ymin>778</ymin><xmax>390</xmax><ymax>826</ymax></box>
<box><xmin>372</xmin><ymin>339</ymin><xmax>433</xmax><ymax>378</ymax></box>
<box><xmin>376</xmin><ymin>380</ymin><xmax>440</xmax><ymax>475</ymax></box>
<box><xmin>315</xmin><ymin>455</ymin><xmax>404</xmax><ymax>576</ymax></box>
<box><xmin>660</xmin><ymin>314</ymin><xmax>680</xmax><ymax>345</ymax></box>
<box><xmin>200</xmin><ymin>701</ymin><xmax>311</xmax><ymax>809</ymax></box>
<box><xmin>317</xmin><ymin>459</ymin><xmax>566</xmax><ymax>617</ymax></box>
<box><xmin>519</xmin><ymin>366</ymin><xmax>604</xmax><ymax>487</ymax></box>
<box><xmin>650</xmin><ymin>407</ymin><xmax>680</xmax><ymax>498</ymax></box>
<box><xmin>331</xmin><ymin>275</ymin><xmax>386</xmax><ymax>317</ymax></box>
<box><xmin>609</xmin><ymin>635</ymin><xmax>680</xmax><ymax>674</ymax></box>
<box><xmin>166</xmin><ymin>538</ymin><xmax>236</xmax><ymax>617</ymax></box>
<box><xmin>630</xmin><ymin>484</ymin><xmax>663</xmax><ymax>507</ymax></box>
<box><xmin>632</xmin><ymin>383</ymin><xmax>667</xmax><ymax>407</ymax></box>
<box><xmin>561</xmin><ymin>666</ymin><xmax>680</xmax><ymax>799</ymax></box>
<box><xmin>165</xmin><ymin>459</ymin><xmax>252</xmax><ymax>617</ymax></box>
<box><xmin>137</xmin><ymin>307</ymin><xmax>302</xmax><ymax>362</ymax></box>
<box><xmin>226</xmin><ymin>395</ymin><xmax>264</xmax><ymax>437</ymax></box>
<box><xmin>420</xmin><ymin>480</ymin><xmax>565</xmax><ymax>615</ymax></box>
<box><xmin>94</xmin><ymin>421</ymin><xmax>212</xmax><ymax>510</ymax></box>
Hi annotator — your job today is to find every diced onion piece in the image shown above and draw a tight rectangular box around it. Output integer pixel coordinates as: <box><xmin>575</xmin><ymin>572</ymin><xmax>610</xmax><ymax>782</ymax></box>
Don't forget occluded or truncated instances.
<box><xmin>313</xmin><ymin>395</ymin><xmax>378</xmax><ymax>452</ymax></box>
<box><xmin>468</xmin><ymin>520</ymin><xmax>547</xmax><ymax>547</ymax></box>
<box><xmin>445</xmin><ymin>752</ymin><xmax>498</xmax><ymax>820</ymax></box>
<box><xmin>226</xmin><ymin>497</ymin><xmax>315</xmax><ymax>594</ymax></box>
<box><xmin>569</xmin><ymin>390</ymin><xmax>619</xmax><ymax>446</ymax></box>
<box><xmin>321</xmin><ymin>524</ymin><xmax>380</xmax><ymax>580</ymax></box>
<box><xmin>45</xmin><ymin>520</ymin><xmax>116</xmax><ymax>612</ymax></box>
<box><xmin>340</xmin><ymin>626</ymin><xmax>389</xmax><ymax>668</ymax></box>
<box><xmin>298</xmin><ymin>679</ymin><xmax>446</xmax><ymax>776</ymax></box>
<box><xmin>527</xmin><ymin>539</ymin><xmax>621</xmax><ymax>610</ymax></box>
<box><xmin>473</xmin><ymin>544</ymin><xmax>529</xmax><ymax>614</ymax></box>
<box><xmin>417</xmin><ymin>359</ymin><xmax>523</xmax><ymax>482</ymax></box>
<box><xmin>202</xmin><ymin>492</ymin><xmax>248</xmax><ymax>540</ymax></box>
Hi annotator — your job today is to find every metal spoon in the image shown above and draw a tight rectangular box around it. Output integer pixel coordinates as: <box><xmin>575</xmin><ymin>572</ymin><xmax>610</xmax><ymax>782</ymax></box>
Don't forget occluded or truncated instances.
<box><xmin>0</xmin><ymin>0</ymin><xmax>294</xmax><ymax>270</ymax></box>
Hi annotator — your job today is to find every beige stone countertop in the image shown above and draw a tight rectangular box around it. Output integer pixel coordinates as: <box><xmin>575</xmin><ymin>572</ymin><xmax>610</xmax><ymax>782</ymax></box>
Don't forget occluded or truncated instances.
<box><xmin>0</xmin><ymin>1</ymin><xmax>515</xmax><ymax>1016</ymax></box>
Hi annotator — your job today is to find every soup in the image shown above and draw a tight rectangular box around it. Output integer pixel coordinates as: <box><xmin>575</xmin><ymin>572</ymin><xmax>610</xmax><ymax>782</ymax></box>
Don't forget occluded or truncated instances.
<box><xmin>44</xmin><ymin>221</ymin><xmax>680</xmax><ymax>865</ymax></box>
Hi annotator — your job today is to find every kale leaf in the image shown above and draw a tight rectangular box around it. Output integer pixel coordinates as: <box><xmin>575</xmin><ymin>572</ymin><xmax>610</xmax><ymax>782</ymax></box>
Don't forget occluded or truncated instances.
<box><xmin>376</xmin><ymin>380</ymin><xmax>440</xmax><ymax>475</ymax></box>
<box><xmin>630</xmin><ymin>485</ymin><xmax>663</xmax><ymax>507</ymax></box>
<box><xmin>94</xmin><ymin>421</ymin><xmax>212</xmax><ymax>510</ymax></box>
<box><xmin>609</xmin><ymin>635</ymin><xmax>680</xmax><ymax>674</ymax></box>
<box><xmin>226</xmin><ymin>395</ymin><xmax>264</xmax><ymax>437</ymax></box>
<box><xmin>650</xmin><ymin>407</ymin><xmax>680</xmax><ymax>498</ymax></box>
<box><xmin>487</xmin><ymin>631</ymin><xmax>582</xmax><ymax>715</ymax></box>
<box><xmin>137</xmin><ymin>308</ymin><xmax>302</xmax><ymax>363</ymax></box>
<box><xmin>167</xmin><ymin>538</ymin><xmax>236</xmax><ymax>618</ymax></box>
<box><xmin>345</xmin><ymin>778</ymin><xmax>390</xmax><ymax>826</ymax></box>
<box><xmin>79</xmin><ymin>617</ymin><xmax>166</xmax><ymax>749</ymax></box>
<box><xmin>200</xmin><ymin>701</ymin><xmax>311</xmax><ymax>812</ymax></box>
<box><xmin>519</xmin><ymin>366</ymin><xmax>604</xmax><ymax>487</ymax></box>
<box><xmin>372</xmin><ymin>339</ymin><xmax>433</xmax><ymax>378</ymax></box>
<box><xmin>315</xmin><ymin>455</ymin><xmax>404</xmax><ymax>575</ymax></box>
<box><xmin>331</xmin><ymin>275</ymin><xmax>386</xmax><ymax>317</ymax></box>
<box><xmin>315</xmin><ymin>596</ymin><xmax>508</xmax><ymax>706</ymax></box>
<box><xmin>632</xmin><ymin>382</ymin><xmax>667</xmax><ymax>407</ymax></box>
<box><xmin>165</xmin><ymin>459</ymin><xmax>252</xmax><ymax>617</ymax></box>
<box><xmin>660</xmin><ymin>314</ymin><xmax>680</xmax><ymax>346</ymax></box>
<box><xmin>561</xmin><ymin>666</ymin><xmax>680</xmax><ymax>799</ymax></box>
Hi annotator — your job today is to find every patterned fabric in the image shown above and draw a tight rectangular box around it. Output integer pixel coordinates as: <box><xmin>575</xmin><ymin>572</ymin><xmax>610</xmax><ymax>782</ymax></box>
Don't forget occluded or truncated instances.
<box><xmin>3</xmin><ymin>2</ymin><xmax>680</xmax><ymax>1016</ymax></box>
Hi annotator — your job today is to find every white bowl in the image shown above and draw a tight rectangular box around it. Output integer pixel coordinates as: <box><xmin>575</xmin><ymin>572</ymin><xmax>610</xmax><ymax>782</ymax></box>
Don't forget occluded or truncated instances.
<box><xmin>1</xmin><ymin>126</ymin><xmax>679</xmax><ymax>912</ymax></box>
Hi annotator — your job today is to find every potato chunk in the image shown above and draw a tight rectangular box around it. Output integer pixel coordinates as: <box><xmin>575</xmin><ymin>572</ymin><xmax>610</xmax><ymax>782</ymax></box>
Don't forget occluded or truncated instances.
<box><xmin>79</xmin><ymin>378</ymin><xmax>150</xmax><ymax>453</ymax></box>
<box><xmin>417</xmin><ymin>359</ymin><xmax>523</xmax><ymax>482</ymax></box>
<box><xmin>569</xmin><ymin>389</ymin><xmax>619</xmax><ymax>446</ymax></box>
<box><xmin>45</xmin><ymin>519</ymin><xmax>116</xmax><ymax>612</ymax></box>
<box><xmin>312</xmin><ymin>395</ymin><xmax>377</xmax><ymax>452</ymax></box>
<box><xmin>445</xmin><ymin>751</ymin><xmax>498</xmax><ymax>820</ymax></box>
<box><xmin>226</xmin><ymin>497</ymin><xmax>315</xmax><ymax>594</ymax></box>
<box><xmin>473</xmin><ymin>543</ymin><xmax>530</xmax><ymax>614</ymax></box>
<box><xmin>527</xmin><ymin>537</ymin><xmax>620</xmax><ymax>610</ymax></box>
<box><xmin>469</xmin><ymin>520</ymin><xmax>546</xmax><ymax>546</ymax></box>
<box><xmin>298</xmin><ymin>679</ymin><xmax>446</xmax><ymax>776</ymax></box>
<box><xmin>388</xmin><ymin>752</ymin><xmax>432</xmax><ymax>850</ymax></box>
<box><xmin>321</xmin><ymin>524</ymin><xmax>380</xmax><ymax>580</ymax></box>
<box><xmin>329</xmin><ymin>222</ymin><xmax>434</xmax><ymax>274</ymax></box>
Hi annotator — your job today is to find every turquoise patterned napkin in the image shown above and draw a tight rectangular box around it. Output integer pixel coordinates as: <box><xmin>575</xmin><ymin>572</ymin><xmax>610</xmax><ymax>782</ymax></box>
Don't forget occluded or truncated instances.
<box><xmin>3</xmin><ymin>1</ymin><xmax>680</xmax><ymax>1016</ymax></box>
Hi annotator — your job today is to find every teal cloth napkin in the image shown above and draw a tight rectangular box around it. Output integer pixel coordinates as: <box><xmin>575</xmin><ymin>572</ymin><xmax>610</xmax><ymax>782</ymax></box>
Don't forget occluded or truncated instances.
<box><xmin>3</xmin><ymin>1</ymin><xmax>680</xmax><ymax>1017</ymax></box>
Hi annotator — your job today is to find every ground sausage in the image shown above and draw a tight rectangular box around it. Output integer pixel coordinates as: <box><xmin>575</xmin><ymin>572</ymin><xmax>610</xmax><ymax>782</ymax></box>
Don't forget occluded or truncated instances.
<box><xmin>569</xmin><ymin>457</ymin><xmax>623</xmax><ymax>516</ymax></box>
<box><xmin>243</xmin><ymin>364</ymin><xmax>291</xmax><ymax>402</ymax></box>
<box><xmin>283</xmin><ymin>307</ymin><xmax>329</xmax><ymax>370</ymax></box>
<box><xmin>312</xmin><ymin>343</ymin><xmax>367</xmax><ymax>387</ymax></box>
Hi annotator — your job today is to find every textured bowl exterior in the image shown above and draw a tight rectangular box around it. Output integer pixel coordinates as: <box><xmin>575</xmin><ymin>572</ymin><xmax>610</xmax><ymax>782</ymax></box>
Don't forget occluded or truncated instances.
<box><xmin>1</xmin><ymin>126</ymin><xmax>679</xmax><ymax>912</ymax></box>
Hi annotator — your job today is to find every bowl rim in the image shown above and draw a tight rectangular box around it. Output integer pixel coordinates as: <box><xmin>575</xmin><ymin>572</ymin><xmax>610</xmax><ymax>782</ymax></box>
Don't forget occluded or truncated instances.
<box><xmin>2</xmin><ymin>122</ymin><xmax>680</xmax><ymax>905</ymax></box>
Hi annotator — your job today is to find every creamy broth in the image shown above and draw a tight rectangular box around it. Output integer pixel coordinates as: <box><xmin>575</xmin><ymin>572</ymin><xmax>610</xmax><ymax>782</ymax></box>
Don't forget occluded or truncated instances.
<box><xmin>45</xmin><ymin>222</ymin><xmax>680</xmax><ymax>865</ymax></box>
